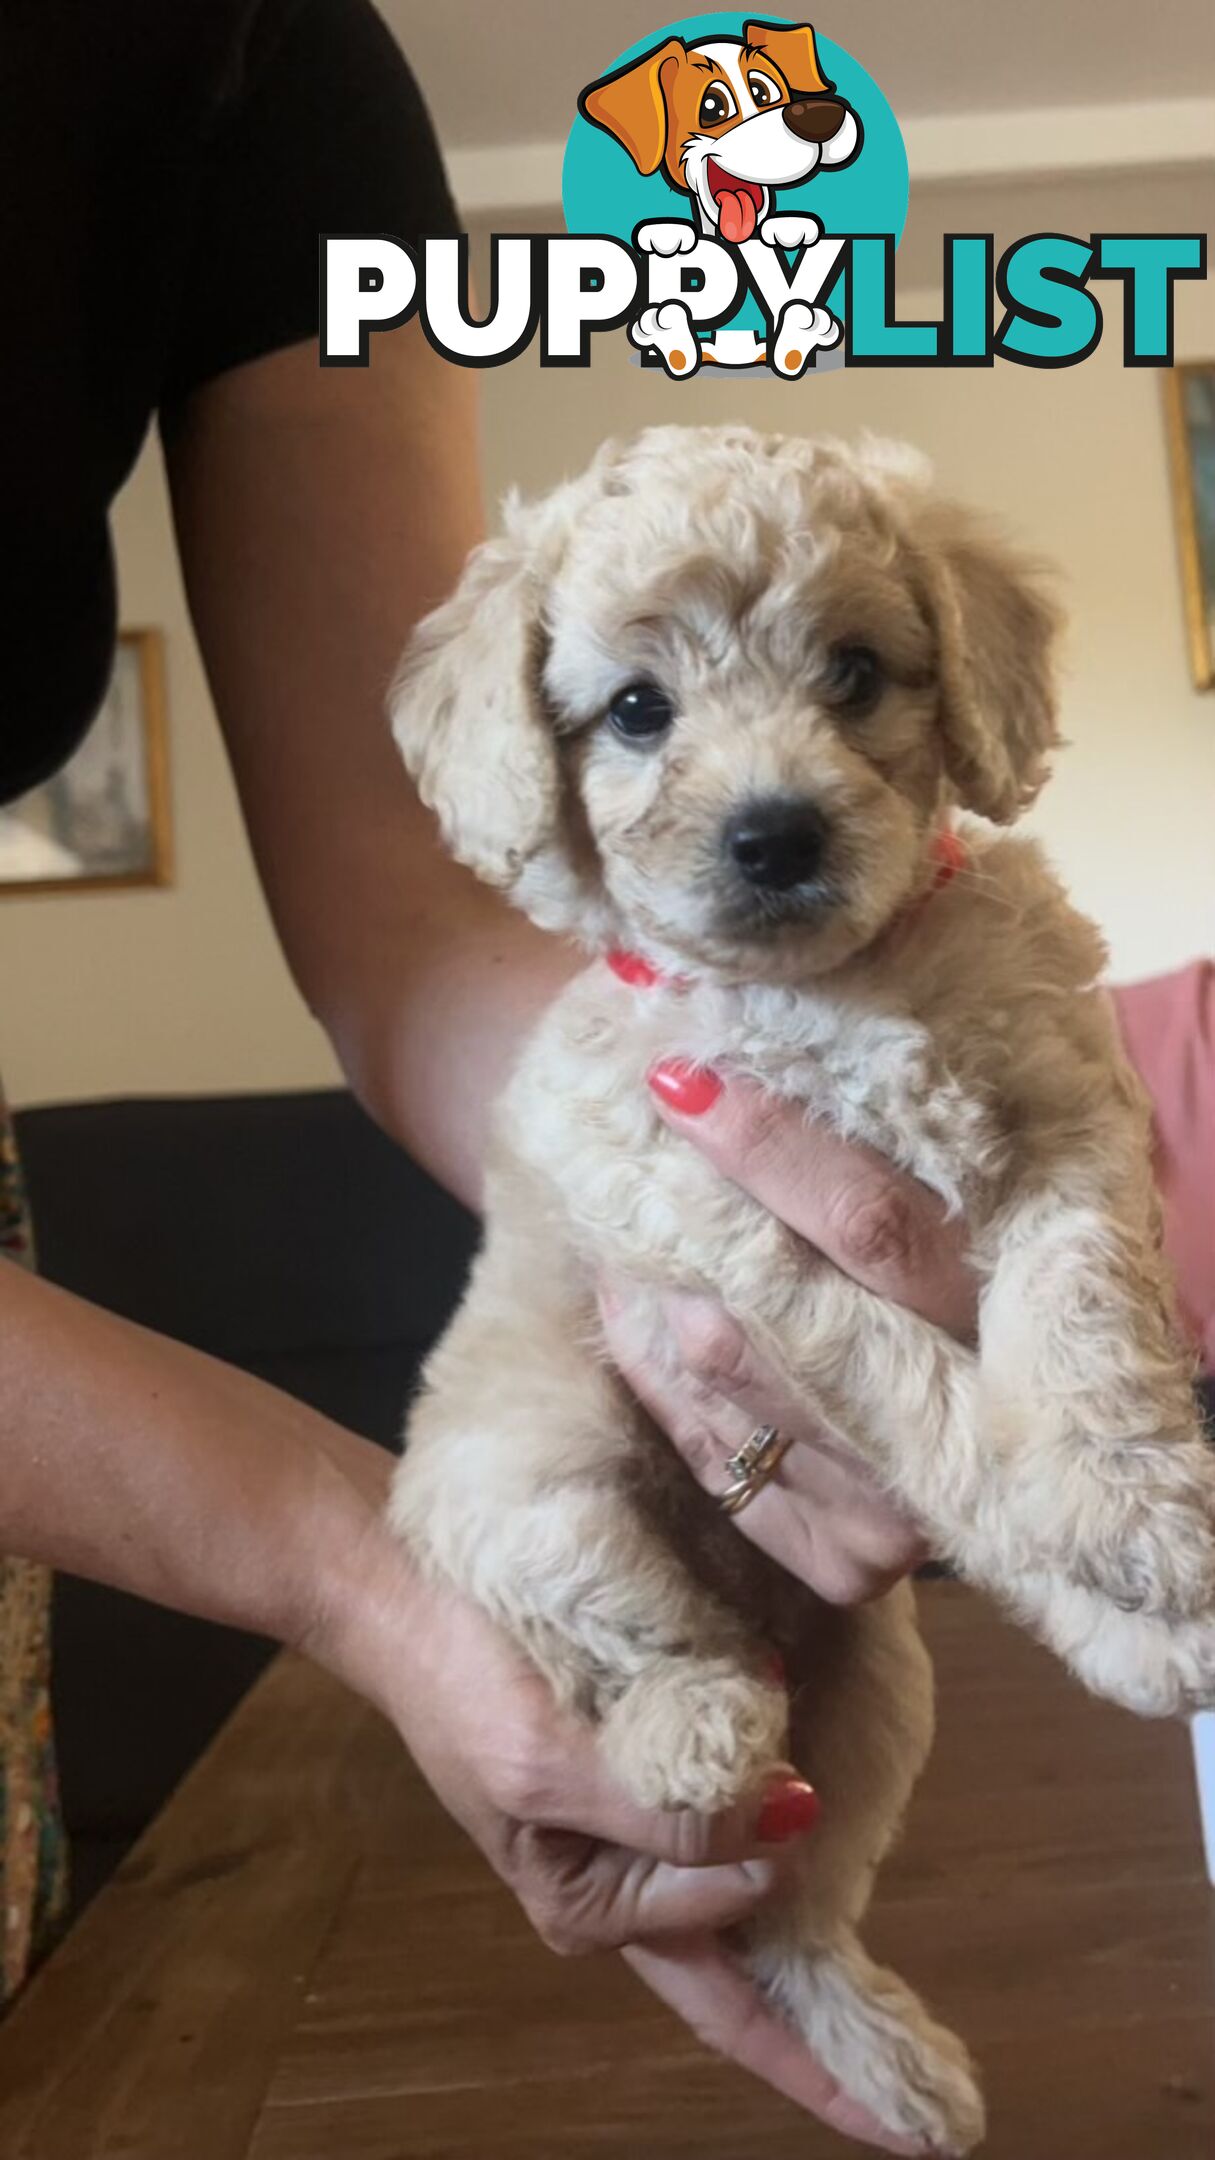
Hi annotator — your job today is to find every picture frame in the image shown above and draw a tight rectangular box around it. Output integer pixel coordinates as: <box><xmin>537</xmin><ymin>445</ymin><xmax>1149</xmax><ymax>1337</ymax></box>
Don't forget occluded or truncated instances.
<box><xmin>1163</xmin><ymin>360</ymin><xmax>1215</xmax><ymax>692</ymax></box>
<box><xmin>0</xmin><ymin>628</ymin><xmax>173</xmax><ymax>895</ymax></box>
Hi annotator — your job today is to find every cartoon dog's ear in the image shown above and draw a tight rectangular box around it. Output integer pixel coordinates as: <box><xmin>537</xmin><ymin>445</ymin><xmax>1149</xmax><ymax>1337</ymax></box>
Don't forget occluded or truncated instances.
<box><xmin>579</xmin><ymin>38</ymin><xmax>685</xmax><ymax>176</ymax></box>
<box><xmin>390</xmin><ymin>505</ymin><xmax>564</xmax><ymax>894</ymax></box>
<box><xmin>743</xmin><ymin>20</ymin><xmax>832</xmax><ymax>95</ymax></box>
<box><xmin>920</xmin><ymin>503</ymin><xmax>1063</xmax><ymax>824</ymax></box>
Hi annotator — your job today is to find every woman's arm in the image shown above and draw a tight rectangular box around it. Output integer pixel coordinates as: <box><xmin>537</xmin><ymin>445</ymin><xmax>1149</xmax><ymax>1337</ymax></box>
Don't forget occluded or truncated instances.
<box><xmin>0</xmin><ymin>1258</ymin><xmax>917</xmax><ymax>2149</ymax></box>
<box><xmin>163</xmin><ymin>326</ymin><xmax>575</xmax><ymax>1209</ymax></box>
<box><xmin>0</xmin><ymin>1260</ymin><xmax>774</xmax><ymax>1910</ymax></box>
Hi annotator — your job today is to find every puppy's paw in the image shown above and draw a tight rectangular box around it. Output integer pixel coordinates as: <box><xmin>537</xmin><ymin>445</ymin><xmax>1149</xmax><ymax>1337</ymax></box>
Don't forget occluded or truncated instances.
<box><xmin>1074</xmin><ymin>1502</ymin><xmax>1215</xmax><ymax>1620</ymax></box>
<box><xmin>856</xmin><ymin>2008</ymin><xmax>985</xmax><ymax>2158</ymax></box>
<box><xmin>759</xmin><ymin>1940</ymin><xmax>985</xmax><ymax>2155</ymax></box>
<box><xmin>870</xmin><ymin>2011</ymin><xmax>986</xmax><ymax>2157</ymax></box>
<box><xmin>1057</xmin><ymin>1595</ymin><xmax>1215</xmax><ymax>1716</ymax></box>
<box><xmin>601</xmin><ymin>1657</ymin><xmax>786</xmax><ymax>1813</ymax></box>
<box><xmin>1064</xmin><ymin>1436</ymin><xmax>1215</xmax><ymax>1620</ymax></box>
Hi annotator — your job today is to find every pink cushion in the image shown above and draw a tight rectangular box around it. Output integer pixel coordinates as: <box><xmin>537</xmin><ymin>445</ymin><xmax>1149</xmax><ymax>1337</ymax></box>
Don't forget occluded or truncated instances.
<box><xmin>1112</xmin><ymin>961</ymin><xmax>1215</xmax><ymax>1376</ymax></box>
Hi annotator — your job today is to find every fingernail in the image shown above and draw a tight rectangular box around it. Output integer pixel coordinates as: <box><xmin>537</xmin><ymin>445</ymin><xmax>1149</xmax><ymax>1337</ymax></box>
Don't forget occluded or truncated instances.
<box><xmin>648</xmin><ymin>1059</ymin><xmax>724</xmax><ymax>1117</ymax></box>
<box><xmin>607</xmin><ymin>948</ymin><xmax>664</xmax><ymax>988</ymax></box>
<box><xmin>756</xmin><ymin>1776</ymin><xmax>821</xmax><ymax>1844</ymax></box>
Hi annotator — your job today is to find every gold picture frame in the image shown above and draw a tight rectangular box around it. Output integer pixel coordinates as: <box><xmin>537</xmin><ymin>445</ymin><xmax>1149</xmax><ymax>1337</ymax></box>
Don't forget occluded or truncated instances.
<box><xmin>0</xmin><ymin>628</ymin><xmax>173</xmax><ymax>896</ymax></box>
<box><xmin>1163</xmin><ymin>361</ymin><xmax>1215</xmax><ymax>691</ymax></box>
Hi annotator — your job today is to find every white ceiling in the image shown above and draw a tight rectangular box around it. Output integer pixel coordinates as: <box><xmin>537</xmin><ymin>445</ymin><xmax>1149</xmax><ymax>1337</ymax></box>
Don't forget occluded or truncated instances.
<box><xmin>381</xmin><ymin>0</ymin><xmax>1215</xmax><ymax>147</ymax></box>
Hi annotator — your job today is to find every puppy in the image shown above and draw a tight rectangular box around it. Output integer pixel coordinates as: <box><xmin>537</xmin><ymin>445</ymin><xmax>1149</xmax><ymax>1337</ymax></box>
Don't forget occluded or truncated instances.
<box><xmin>388</xmin><ymin>426</ymin><xmax>1215</xmax><ymax>2153</ymax></box>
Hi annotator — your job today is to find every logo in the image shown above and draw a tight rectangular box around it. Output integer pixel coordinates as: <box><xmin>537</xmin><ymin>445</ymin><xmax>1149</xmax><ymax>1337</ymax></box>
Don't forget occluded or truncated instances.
<box><xmin>565</xmin><ymin>14</ymin><xmax>905</xmax><ymax>376</ymax></box>
<box><xmin>319</xmin><ymin>13</ymin><xmax>1206</xmax><ymax>374</ymax></box>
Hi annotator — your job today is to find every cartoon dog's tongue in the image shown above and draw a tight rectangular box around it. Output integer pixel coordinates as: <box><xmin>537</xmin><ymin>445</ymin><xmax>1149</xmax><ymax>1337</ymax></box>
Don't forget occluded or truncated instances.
<box><xmin>706</xmin><ymin>161</ymin><xmax>763</xmax><ymax>246</ymax></box>
<box><xmin>718</xmin><ymin>187</ymin><xmax>758</xmax><ymax>245</ymax></box>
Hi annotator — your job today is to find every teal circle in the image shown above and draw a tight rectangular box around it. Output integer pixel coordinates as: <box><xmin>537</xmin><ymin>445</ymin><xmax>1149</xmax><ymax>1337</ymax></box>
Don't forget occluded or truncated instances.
<box><xmin>561</xmin><ymin>12</ymin><xmax>907</xmax><ymax>335</ymax></box>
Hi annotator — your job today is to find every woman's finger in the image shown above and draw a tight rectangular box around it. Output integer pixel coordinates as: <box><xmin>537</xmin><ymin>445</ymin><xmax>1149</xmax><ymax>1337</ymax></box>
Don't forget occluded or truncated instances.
<box><xmin>623</xmin><ymin>1934</ymin><xmax>930</xmax><ymax>2154</ymax></box>
<box><xmin>648</xmin><ymin>1071</ymin><xmax>977</xmax><ymax>1338</ymax></box>
<box><xmin>509</xmin><ymin>1827</ymin><xmax>784</xmax><ymax>1952</ymax></box>
<box><xmin>599</xmin><ymin>1289</ymin><xmax>928</xmax><ymax>1599</ymax></box>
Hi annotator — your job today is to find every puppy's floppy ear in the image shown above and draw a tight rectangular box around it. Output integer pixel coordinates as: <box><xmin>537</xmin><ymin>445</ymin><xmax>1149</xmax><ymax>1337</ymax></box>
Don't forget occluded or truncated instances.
<box><xmin>390</xmin><ymin>502</ymin><xmax>561</xmax><ymax>892</ymax></box>
<box><xmin>858</xmin><ymin>442</ymin><xmax>1061</xmax><ymax>825</ymax></box>
<box><xmin>923</xmin><ymin>504</ymin><xmax>1063</xmax><ymax>824</ymax></box>
<box><xmin>579</xmin><ymin>38</ymin><xmax>685</xmax><ymax>176</ymax></box>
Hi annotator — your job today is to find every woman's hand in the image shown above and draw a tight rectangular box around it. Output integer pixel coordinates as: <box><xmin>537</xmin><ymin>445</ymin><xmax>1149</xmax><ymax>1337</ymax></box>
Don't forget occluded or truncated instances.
<box><xmin>602</xmin><ymin>1281</ymin><xmax>930</xmax><ymax>1603</ymax></box>
<box><xmin>0</xmin><ymin>1189</ymin><xmax>945</xmax><ymax>2154</ymax></box>
<box><xmin>602</xmin><ymin>1067</ymin><xmax>980</xmax><ymax>1602</ymax></box>
<box><xmin>307</xmin><ymin>1500</ymin><xmax>928</xmax><ymax>2155</ymax></box>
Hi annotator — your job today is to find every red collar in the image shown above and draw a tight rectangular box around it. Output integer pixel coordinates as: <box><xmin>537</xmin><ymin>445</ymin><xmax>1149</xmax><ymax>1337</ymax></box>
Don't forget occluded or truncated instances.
<box><xmin>606</xmin><ymin>827</ymin><xmax>968</xmax><ymax>990</ymax></box>
<box><xmin>924</xmin><ymin>824</ymin><xmax>968</xmax><ymax>894</ymax></box>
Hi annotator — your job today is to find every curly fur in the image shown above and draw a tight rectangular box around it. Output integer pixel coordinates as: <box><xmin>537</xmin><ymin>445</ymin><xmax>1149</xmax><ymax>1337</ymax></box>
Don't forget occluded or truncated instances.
<box><xmin>387</xmin><ymin>426</ymin><xmax>1213</xmax><ymax>2152</ymax></box>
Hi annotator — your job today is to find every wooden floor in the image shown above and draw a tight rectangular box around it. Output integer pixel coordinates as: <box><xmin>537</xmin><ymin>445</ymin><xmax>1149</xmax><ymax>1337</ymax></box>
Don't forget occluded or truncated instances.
<box><xmin>0</xmin><ymin>1583</ymin><xmax>1212</xmax><ymax>2158</ymax></box>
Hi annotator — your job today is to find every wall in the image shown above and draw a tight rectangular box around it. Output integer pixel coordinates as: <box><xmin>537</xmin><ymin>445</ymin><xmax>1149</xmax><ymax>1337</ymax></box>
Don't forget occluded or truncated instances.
<box><xmin>0</xmin><ymin>171</ymin><xmax>1211</xmax><ymax>1107</ymax></box>
<box><xmin>0</xmin><ymin>444</ymin><xmax>343</xmax><ymax>1107</ymax></box>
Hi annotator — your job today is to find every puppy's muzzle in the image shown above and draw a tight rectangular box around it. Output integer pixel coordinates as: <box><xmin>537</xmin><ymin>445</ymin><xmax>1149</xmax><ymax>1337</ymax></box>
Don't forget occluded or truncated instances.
<box><xmin>784</xmin><ymin>95</ymin><xmax>848</xmax><ymax>144</ymax></box>
<box><xmin>724</xmin><ymin>795</ymin><xmax>830</xmax><ymax>893</ymax></box>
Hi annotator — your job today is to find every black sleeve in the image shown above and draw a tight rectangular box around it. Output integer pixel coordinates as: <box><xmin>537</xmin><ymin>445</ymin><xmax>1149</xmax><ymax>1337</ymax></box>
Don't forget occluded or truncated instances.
<box><xmin>160</xmin><ymin>0</ymin><xmax>458</xmax><ymax>410</ymax></box>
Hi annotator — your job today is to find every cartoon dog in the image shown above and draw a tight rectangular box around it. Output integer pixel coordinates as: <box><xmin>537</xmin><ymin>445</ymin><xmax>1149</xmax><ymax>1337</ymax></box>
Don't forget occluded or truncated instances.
<box><xmin>580</xmin><ymin>21</ymin><xmax>860</xmax><ymax>374</ymax></box>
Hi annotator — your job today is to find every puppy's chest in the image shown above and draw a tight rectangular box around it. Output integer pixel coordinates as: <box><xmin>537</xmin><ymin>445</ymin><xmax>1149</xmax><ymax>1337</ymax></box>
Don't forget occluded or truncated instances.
<box><xmin>500</xmin><ymin>968</ymin><xmax>1007</xmax><ymax>1277</ymax></box>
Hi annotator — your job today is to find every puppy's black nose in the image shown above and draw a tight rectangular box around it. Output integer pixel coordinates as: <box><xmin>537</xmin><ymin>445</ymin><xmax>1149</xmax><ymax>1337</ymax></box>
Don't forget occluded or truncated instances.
<box><xmin>724</xmin><ymin>797</ymin><xmax>830</xmax><ymax>891</ymax></box>
<box><xmin>784</xmin><ymin>94</ymin><xmax>847</xmax><ymax>144</ymax></box>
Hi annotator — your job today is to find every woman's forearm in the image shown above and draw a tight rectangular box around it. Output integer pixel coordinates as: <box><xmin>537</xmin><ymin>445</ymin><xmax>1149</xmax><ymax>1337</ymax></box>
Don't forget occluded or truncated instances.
<box><xmin>0</xmin><ymin>1259</ymin><xmax>410</xmax><ymax>1689</ymax></box>
<box><xmin>321</xmin><ymin>842</ymin><xmax>578</xmax><ymax>1206</ymax></box>
<box><xmin>166</xmin><ymin>330</ymin><xmax>579</xmax><ymax>1213</ymax></box>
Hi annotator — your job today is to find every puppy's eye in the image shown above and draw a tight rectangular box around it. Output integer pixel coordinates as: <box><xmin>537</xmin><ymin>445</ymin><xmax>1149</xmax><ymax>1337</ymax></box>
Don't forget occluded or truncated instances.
<box><xmin>699</xmin><ymin>82</ymin><xmax>737</xmax><ymax>128</ymax></box>
<box><xmin>825</xmin><ymin>644</ymin><xmax>885</xmax><ymax>718</ymax></box>
<box><xmin>748</xmin><ymin>72</ymin><xmax>780</xmax><ymax>107</ymax></box>
<box><xmin>607</xmin><ymin>682</ymin><xmax>676</xmax><ymax>743</ymax></box>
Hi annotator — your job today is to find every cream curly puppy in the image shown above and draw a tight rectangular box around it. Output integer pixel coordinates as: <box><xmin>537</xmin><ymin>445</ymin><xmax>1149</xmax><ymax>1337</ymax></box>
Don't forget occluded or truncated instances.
<box><xmin>387</xmin><ymin>425</ymin><xmax>1214</xmax><ymax>2154</ymax></box>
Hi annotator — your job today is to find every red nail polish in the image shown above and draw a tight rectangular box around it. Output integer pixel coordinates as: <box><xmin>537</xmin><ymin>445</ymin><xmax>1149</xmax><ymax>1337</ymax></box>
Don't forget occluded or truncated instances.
<box><xmin>607</xmin><ymin>948</ymin><xmax>664</xmax><ymax>988</ymax></box>
<box><xmin>648</xmin><ymin>1060</ymin><xmax>724</xmax><ymax>1117</ymax></box>
<box><xmin>756</xmin><ymin>1777</ymin><xmax>821</xmax><ymax>1844</ymax></box>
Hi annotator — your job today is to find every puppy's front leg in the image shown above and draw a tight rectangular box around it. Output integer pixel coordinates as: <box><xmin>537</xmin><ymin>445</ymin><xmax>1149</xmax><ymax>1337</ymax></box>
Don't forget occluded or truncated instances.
<box><xmin>720</xmin><ymin>1231</ymin><xmax>1215</xmax><ymax>1714</ymax></box>
<box><xmin>977</xmin><ymin>1180</ymin><xmax>1214</xmax><ymax>1621</ymax></box>
<box><xmin>391</xmin><ymin>1245</ymin><xmax>787</xmax><ymax>1814</ymax></box>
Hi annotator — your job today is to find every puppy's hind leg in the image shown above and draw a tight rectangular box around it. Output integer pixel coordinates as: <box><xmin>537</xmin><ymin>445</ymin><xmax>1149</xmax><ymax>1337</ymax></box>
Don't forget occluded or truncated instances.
<box><xmin>392</xmin><ymin>1267</ymin><xmax>787</xmax><ymax>1814</ymax></box>
<box><xmin>745</xmin><ymin>1590</ymin><xmax>985</xmax><ymax>2157</ymax></box>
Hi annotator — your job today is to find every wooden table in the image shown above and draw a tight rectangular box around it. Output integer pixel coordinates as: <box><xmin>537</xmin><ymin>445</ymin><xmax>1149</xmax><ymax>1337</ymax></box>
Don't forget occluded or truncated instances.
<box><xmin>1</xmin><ymin>1584</ymin><xmax>1212</xmax><ymax>2158</ymax></box>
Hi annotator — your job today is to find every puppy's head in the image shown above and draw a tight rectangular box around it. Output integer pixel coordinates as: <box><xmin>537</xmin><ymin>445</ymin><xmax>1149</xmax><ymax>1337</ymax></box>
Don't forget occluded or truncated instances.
<box><xmin>579</xmin><ymin>23</ymin><xmax>859</xmax><ymax>240</ymax></box>
<box><xmin>392</xmin><ymin>427</ymin><xmax>1060</xmax><ymax>982</ymax></box>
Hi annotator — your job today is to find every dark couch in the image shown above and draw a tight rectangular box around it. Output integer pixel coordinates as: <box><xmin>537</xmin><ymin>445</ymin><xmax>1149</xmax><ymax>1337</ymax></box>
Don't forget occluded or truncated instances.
<box><xmin>15</xmin><ymin>1091</ymin><xmax>478</xmax><ymax>1913</ymax></box>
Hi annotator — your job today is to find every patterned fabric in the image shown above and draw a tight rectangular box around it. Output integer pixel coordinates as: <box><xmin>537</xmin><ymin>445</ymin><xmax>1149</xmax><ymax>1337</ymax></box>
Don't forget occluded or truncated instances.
<box><xmin>0</xmin><ymin>1090</ymin><xmax>68</xmax><ymax>2004</ymax></box>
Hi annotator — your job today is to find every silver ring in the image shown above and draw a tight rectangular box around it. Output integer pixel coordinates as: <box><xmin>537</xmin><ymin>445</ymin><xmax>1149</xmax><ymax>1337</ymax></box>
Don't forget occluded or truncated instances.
<box><xmin>719</xmin><ymin>1424</ymin><xmax>793</xmax><ymax>1516</ymax></box>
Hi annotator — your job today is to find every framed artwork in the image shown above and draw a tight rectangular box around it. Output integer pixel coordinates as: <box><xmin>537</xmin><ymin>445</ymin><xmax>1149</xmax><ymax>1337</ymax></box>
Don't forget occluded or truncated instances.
<box><xmin>1164</xmin><ymin>361</ymin><xmax>1215</xmax><ymax>691</ymax></box>
<box><xmin>0</xmin><ymin>629</ymin><xmax>172</xmax><ymax>895</ymax></box>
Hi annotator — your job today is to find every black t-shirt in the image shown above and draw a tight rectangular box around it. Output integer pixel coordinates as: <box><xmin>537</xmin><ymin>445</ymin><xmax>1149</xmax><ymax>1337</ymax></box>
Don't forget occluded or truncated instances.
<box><xmin>1</xmin><ymin>0</ymin><xmax>457</xmax><ymax>804</ymax></box>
